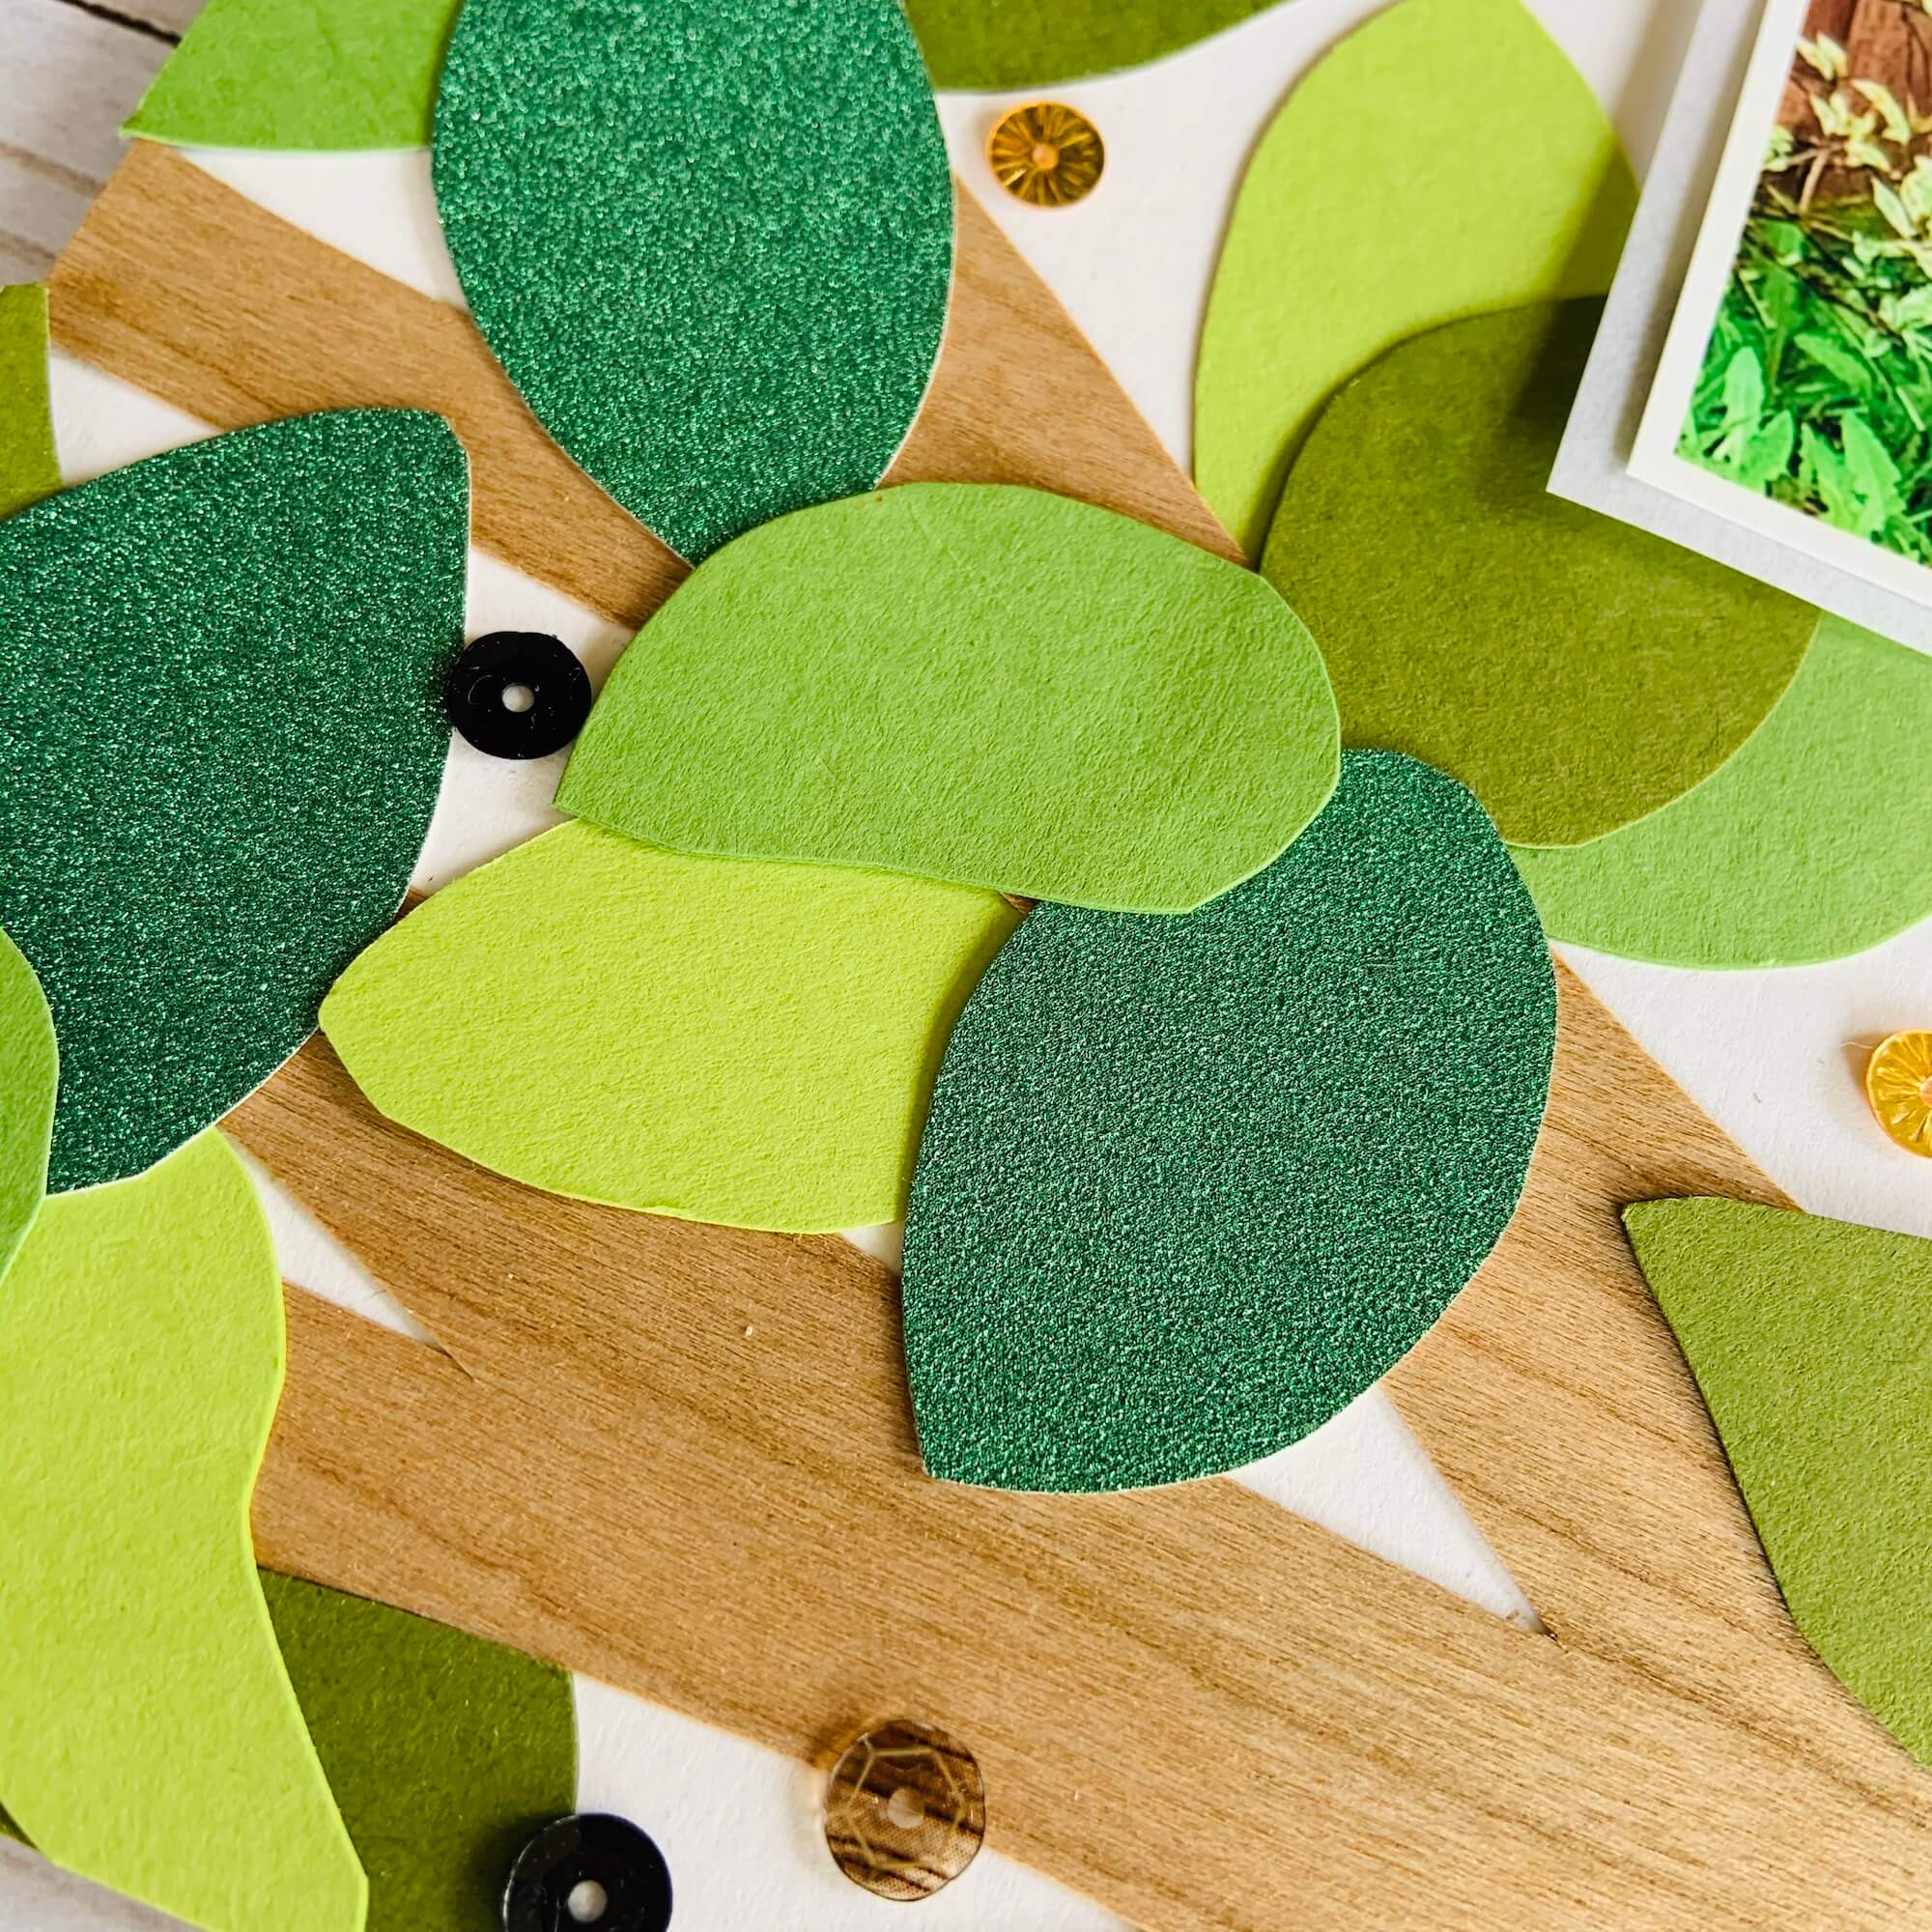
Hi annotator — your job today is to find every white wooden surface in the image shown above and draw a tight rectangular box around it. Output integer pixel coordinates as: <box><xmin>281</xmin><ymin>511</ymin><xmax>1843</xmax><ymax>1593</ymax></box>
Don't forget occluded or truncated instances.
<box><xmin>9</xmin><ymin>0</ymin><xmax>1932</xmax><ymax>1927</ymax></box>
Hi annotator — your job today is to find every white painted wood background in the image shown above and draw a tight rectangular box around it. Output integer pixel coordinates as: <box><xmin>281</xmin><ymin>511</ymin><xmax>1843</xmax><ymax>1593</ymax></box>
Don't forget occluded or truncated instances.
<box><xmin>3</xmin><ymin>0</ymin><xmax>198</xmax><ymax>284</ymax></box>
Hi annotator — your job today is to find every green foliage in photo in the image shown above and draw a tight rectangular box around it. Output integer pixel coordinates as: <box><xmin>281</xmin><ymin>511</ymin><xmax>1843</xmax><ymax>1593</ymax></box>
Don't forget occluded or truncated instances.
<box><xmin>1680</xmin><ymin>186</ymin><xmax>1932</xmax><ymax>561</ymax></box>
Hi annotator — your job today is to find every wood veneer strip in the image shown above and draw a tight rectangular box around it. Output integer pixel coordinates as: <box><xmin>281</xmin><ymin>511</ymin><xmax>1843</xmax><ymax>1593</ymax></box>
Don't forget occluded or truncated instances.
<box><xmin>44</xmin><ymin>142</ymin><xmax>1237</xmax><ymax>637</ymax></box>
<box><xmin>233</xmin><ymin>966</ymin><xmax>1932</xmax><ymax>1932</ymax></box>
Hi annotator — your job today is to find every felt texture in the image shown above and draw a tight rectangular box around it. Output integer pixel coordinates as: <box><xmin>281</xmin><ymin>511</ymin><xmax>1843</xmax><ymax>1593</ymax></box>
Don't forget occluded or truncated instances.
<box><xmin>1624</xmin><ymin>1198</ymin><xmax>1932</xmax><ymax>1769</ymax></box>
<box><xmin>1264</xmin><ymin>300</ymin><xmax>1815</xmax><ymax>848</ymax></box>
<box><xmin>123</xmin><ymin>0</ymin><xmax>456</xmax><ymax>151</ymax></box>
<box><xmin>432</xmin><ymin>0</ymin><xmax>952</xmax><ymax>563</ymax></box>
<box><xmin>1511</xmin><ymin>616</ymin><xmax>1932</xmax><ymax>965</ymax></box>
<box><xmin>0</xmin><ymin>928</ymin><xmax>55</xmax><ymax>1286</ymax></box>
<box><xmin>901</xmin><ymin>751</ymin><xmax>1555</xmax><ymax>1492</ymax></box>
<box><xmin>0</xmin><ymin>1131</ymin><xmax>366</xmax><ymax>1931</ymax></box>
<box><xmin>556</xmin><ymin>483</ymin><xmax>1339</xmax><ymax>913</ymax></box>
<box><xmin>322</xmin><ymin>821</ymin><xmax>1023</xmax><ymax>1234</ymax></box>
<box><xmin>0</xmin><ymin>410</ymin><xmax>466</xmax><ymax>1194</ymax></box>
<box><xmin>0</xmin><ymin>284</ymin><xmax>60</xmax><ymax>522</ymax></box>
<box><xmin>1193</xmin><ymin>0</ymin><xmax>1636</xmax><ymax>558</ymax></box>
<box><xmin>260</xmin><ymin>1572</ymin><xmax>576</xmax><ymax>1932</ymax></box>
<box><xmin>903</xmin><ymin>0</ymin><xmax>1281</xmax><ymax>88</ymax></box>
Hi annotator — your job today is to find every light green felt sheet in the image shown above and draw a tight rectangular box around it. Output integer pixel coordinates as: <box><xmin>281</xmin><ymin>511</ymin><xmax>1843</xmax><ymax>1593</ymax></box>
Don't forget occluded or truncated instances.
<box><xmin>1625</xmin><ymin>1199</ymin><xmax>1932</xmax><ymax>1768</ymax></box>
<box><xmin>124</xmin><ymin>0</ymin><xmax>457</xmax><ymax>151</ymax></box>
<box><xmin>901</xmin><ymin>752</ymin><xmax>1555</xmax><ymax>1492</ymax></box>
<box><xmin>1512</xmin><ymin>616</ymin><xmax>1932</xmax><ymax>965</ymax></box>
<box><xmin>903</xmin><ymin>0</ymin><xmax>1287</xmax><ymax>88</ymax></box>
<box><xmin>1194</xmin><ymin>0</ymin><xmax>1636</xmax><ymax>558</ymax></box>
<box><xmin>0</xmin><ymin>929</ymin><xmax>55</xmax><ymax>1286</ymax></box>
<box><xmin>260</xmin><ymin>1573</ymin><xmax>575</xmax><ymax>1932</ymax></box>
<box><xmin>0</xmin><ymin>1131</ymin><xmax>366</xmax><ymax>1932</ymax></box>
<box><xmin>0</xmin><ymin>285</ymin><xmax>60</xmax><ymax>522</ymax></box>
<box><xmin>1264</xmin><ymin>300</ymin><xmax>1815</xmax><ymax>848</ymax></box>
<box><xmin>322</xmin><ymin>821</ymin><xmax>1022</xmax><ymax>1234</ymax></box>
<box><xmin>556</xmin><ymin>483</ymin><xmax>1339</xmax><ymax>913</ymax></box>
<box><xmin>433</xmin><ymin>0</ymin><xmax>952</xmax><ymax>563</ymax></box>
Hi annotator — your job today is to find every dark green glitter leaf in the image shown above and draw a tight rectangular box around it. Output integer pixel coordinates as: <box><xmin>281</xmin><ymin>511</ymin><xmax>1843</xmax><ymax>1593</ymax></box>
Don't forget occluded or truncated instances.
<box><xmin>0</xmin><ymin>410</ymin><xmax>467</xmax><ymax>1193</ymax></box>
<box><xmin>900</xmin><ymin>752</ymin><xmax>1557</xmax><ymax>1492</ymax></box>
<box><xmin>431</xmin><ymin>0</ymin><xmax>953</xmax><ymax>563</ymax></box>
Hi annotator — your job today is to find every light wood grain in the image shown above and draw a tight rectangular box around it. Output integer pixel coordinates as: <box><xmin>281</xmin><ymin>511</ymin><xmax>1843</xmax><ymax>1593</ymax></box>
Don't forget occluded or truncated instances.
<box><xmin>52</xmin><ymin>133</ymin><xmax>1932</xmax><ymax>1929</ymax></box>
<box><xmin>233</xmin><ymin>968</ymin><xmax>1932</xmax><ymax>1932</ymax></box>
<box><xmin>45</xmin><ymin>143</ymin><xmax>1237</xmax><ymax>634</ymax></box>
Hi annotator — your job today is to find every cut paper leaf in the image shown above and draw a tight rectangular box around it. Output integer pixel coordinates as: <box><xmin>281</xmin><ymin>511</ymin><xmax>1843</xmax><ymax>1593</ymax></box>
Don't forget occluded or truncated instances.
<box><xmin>904</xmin><ymin>0</ymin><xmax>1282</xmax><ymax>88</ymax></box>
<box><xmin>123</xmin><ymin>0</ymin><xmax>456</xmax><ymax>151</ymax></box>
<box><xmin>1264</xmin><ymin>300</ymin><xmax>1814</xmax><ymax>848</ymax></box>
<box><xmin>1511</xmin><ymin>616</ymin><xmax>1932</xmax><ymax>965</ymax></box>
<box><xmin>0</xmin><ymin>1131</ymin><xmax>366</xmax><ymax>1931</ymax></box>
<box><xmin>1624</xmin><ymin>1198</ymin><xmax>1932</xmax><ymax>1769</ymax></box>
<box><xmin>901</xmin><ymin>751</ymin><xmax>1555</xmax><ymax>1492</ymax></box>
<box><xmin>321</xmin><ymin>821</ymin><xmax>1022</xmax><ymax>1234</ymax></box>
<box><xmin>0</xmin><ymin>410</ymin><xmax>466</xmax><ymax>1194</ymax></box>
<box><xmin>0</xmin><ymin>928</ymin><xmax>55</xmax><ymax>1285</ymax></box>
<box><xmin>260</xmin><ymin>1572</ymin><xmax>576</xmax><ymax>1932</ymax></box>
<box><xmin>556</xmin><ymin>483</ymin><xmax>1339</xmax><ymax>913</ymax></box>
<box><xmin>1194</xmin><ymin>0</ymin><xmax>1636</xmax><ymax>557</ymax></box>
<box><xmin>0</xmin><ymin>284</ymin><xmax>60</xmax><ymax>521</ymax></box>
<box><xmin>433</xmin><ymin>0</ymin><xmax>952</xmax><ymax>562</ymax></box>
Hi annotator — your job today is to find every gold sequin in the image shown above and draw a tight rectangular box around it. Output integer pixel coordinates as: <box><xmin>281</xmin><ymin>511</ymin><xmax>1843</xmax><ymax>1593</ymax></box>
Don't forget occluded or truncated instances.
<box><xmin>987</xmin><ymin>101</ymin><xmax>1105</xmax><ymax>208</ymax></box>
<box><xmin>1865</xmin><ymin>1031</ymin><xmax>1932</xmax><ymax>1156</ymax></box>
<box><xmin>822</xmin><ymin>1718</ymin><xmax>985</xmax><ymax>1900</ymax></box>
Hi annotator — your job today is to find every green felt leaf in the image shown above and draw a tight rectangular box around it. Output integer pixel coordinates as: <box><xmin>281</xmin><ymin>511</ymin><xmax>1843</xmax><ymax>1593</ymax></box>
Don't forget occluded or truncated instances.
<box><xmin>1264</xmin><ymin>299</ymin><xmax>1815</xmax><ymax>847</ymax></box>
<box><xmin>556</xmin><ymin>483</ymin><xmax>1338</xmax><ymax>913</ymax></box>
<box><xmin>261</xmin><ymin>1573</ymin><xmax>575</xmax><ymax>1932</ymax></box>
<box><xmin>322</xmin><ymin>821</ymin><xmax>1022</xmax><ymax>1234</ymax></box>
<box><xmin>901</xmin><ymin>752</ymin><xmax>1555</xmax><ymax>1492</ymax></box>
<box><xmin>0</xmin><ymin>284</ymin><xmax>60</xmax><ymax>522</ymax></box>
<box><xmin>903</xmin><ymin>0</ymin><xmax>1284</xmax><ymax>88</ymax></box>
<box><xmin>1194</xmin><ymin>0</ymin><xmax>1635</xmax><ymax>557</ymax></box>
<box><xmin>1625</xmin><ymin>1199</ymin><xmax>1932</xmax><ymax>1768</ymax></box>
<box><xmin>123</xmin><ymin>0</ymin><xmax>457</xmax><ymax>151</ymax></box>
<box><xmin>0</xmin><ymin>411</ymin><xmax>466</xmax><ymax>1194</ymax></box>
<box><xmin>0</xmin><ymin>1132</ymin><xmax>366</xmax><ymax>1932</ymax></box>
<box><xmin>1511</xmin><ymin>616</ymin><xmax>1932</xmax><ymax>966</ymax></box>
<box><xmin>432</xmin><ymin>0</ymin><xmax>952</xmax><ymax>563</ymax></box>
<box><xmin>0</xmin><ymin>928</ymin><xmax>55</xmax><ymax>1287</ymax></box>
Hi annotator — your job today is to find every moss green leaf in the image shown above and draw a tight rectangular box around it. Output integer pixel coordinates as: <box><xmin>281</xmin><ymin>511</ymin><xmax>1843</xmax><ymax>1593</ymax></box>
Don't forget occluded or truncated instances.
<box><xmin>1195</xmin><ymin>0</ymin><xmax>1634</xmax><ymax>556</ymax></box>
<box><xmin>123</xmin><ymin>0</ymin><xmax>457</xmax><ymax>150</ymax></box>
<box><xmin>1625</xmin><ymin>1199</ymin><xmax>1932</xmax><ymax>1769</ymax></box>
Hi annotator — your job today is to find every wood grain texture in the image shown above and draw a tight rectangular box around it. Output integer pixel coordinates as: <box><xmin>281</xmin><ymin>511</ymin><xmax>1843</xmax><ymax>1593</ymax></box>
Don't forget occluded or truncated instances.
<box><xmin>44</xmin><ymin>142</ymin><xmax>1237</xmax><ymax>634</ymax></box>
<box><xmin>233</xmin><ymin>967</ymin><xmax>1932</xmax><ymax>1932</ymax></box>
<box><xmin>50</xmin><ymin>135</ymin><xmax>1932</xmax><ymax>1927</ymax></box>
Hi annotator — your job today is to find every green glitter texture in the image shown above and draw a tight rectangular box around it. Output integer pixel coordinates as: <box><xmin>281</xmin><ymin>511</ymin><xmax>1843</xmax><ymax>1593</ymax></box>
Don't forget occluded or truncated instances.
<box><xmin>901</xmin><ymin>752</ymin><xmax>1557</xmax><ymax>1492</ymax></box>
<box><xmin>0</xmin><ymin>411</ymin><xmax>467</xmax><ymax>1193</ymax></box>
<box><xmin>432</xmin><ymin>0</ymin><xmax>953</xmax><ymax>564</ymax></box>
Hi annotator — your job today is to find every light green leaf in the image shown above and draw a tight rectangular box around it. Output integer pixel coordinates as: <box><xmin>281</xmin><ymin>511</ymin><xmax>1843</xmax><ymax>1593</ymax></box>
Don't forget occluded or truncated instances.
<box><xmin>1719</xmin><ymin>346</ymin><xmax>1765</xmax><ymax>431</ymax></box>
<box><xmin>1194</xmin><ymin>0</ymin><xmax>1634</xmax><ymax>555</ymax></box>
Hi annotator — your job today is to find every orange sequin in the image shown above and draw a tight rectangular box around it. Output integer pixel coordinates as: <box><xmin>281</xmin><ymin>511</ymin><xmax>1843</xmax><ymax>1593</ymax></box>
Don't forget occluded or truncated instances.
<box><xmin>987</xmin><ymin>101</ymin><xmax>1105</xmax><ymax>207</ymax></box>
<box><xmin>1865</xmin><ymin>1031</ymin><xmax>1932</xmax><ymax>1156</ymax></box>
